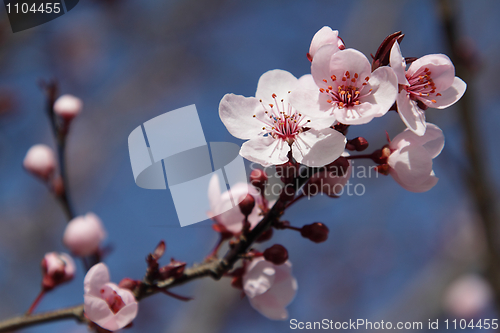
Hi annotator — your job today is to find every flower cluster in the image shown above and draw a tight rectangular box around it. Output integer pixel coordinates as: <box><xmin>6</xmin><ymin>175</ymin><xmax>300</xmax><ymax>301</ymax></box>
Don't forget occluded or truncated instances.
<box><xmin>210</xmin><ymin>27</ymin><xmax>466</xmax><ymax>320</ymax></box>
<box><xmin>220</xmin><ymin>26</ymin><xmax>465</xmax><ymax>193</ymax></box>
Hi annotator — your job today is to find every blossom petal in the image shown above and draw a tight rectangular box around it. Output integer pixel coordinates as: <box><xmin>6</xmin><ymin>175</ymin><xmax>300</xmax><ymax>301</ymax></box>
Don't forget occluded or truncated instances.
<box><xmin>84</xmin><ymin>295</ymin><xmax>114</xmax><ymax>328</ymax></box>
<box><xmin>407</xmin><ymin>54</ymin><xmax>455</xmax><ymax>91</ymax></box>
<box><xmin>107</xmin><ymin>302</ymin><xmax>139</xmax><ymax>331</ymax></box>
<box><xmin>333</xmin><ymin>102</ymin><xmax>379</xmax><ymax>125</ymax></box>
<box><xmin>390</xmin><ymin>169</ymin><xmax>438</xmax><ymax>193</ymax></box>
<box><xmin>392</xmin><ymin>123</ymin><xmax>444</xmax><ymax>159</ymax></box>
<box><xmin>255</xmin><ymin>69</ymin><xmax>298</xmax><ymax>105</ymax></box>
<box><xmin>243</xmin><ymin>259</ymin><xmax>276</xmax><ymax>298</ymax></box>
<box><xmin>312</xmin><ymin>46</ymin><xmax>372</xmax><ymax>90</ymax></box>
<box><xmin>309</xmin><ymin>26</ymin><xmax>342</xmax><ymax>59</ymax></box>
<box><xmin>388</xmin><ymin>144</ymin><xmax>433</xmax><ymax>187</ymax></box>
<box><xmin>362</xmin><ymin>66</ymin><xmax>398</xmax><ymax>117</ymax></box>
<box><xmin>84</xmin><ymin>263</ymin><xmax>110</xmax><ymax>296</ymax></box>
<box><xmin>396</xmin><ymin>91</ymin><xmax>427</xmax><ymax>136</ymax></box>
<box><xmin>311</xmin><ymin>44</ymin><xmax>340</xmax><ymax>89</ymax></box>
<box><xmin>240</xmin><ymin>136</ymin><xmax>290</xmax><ymax>167</ymax></box>
<box><xmin>419</xmin><ymin>77</ymin><xmax>467</xmax><ymax>109</ymax></box>
<box><xmin>219</xmin><ymin>94</ymin><xmax>262</xmax><ymax>140</ymax></box>
<box><xmin>389</xmin><ymin>42</ymin><xmax>408</xmax><ymax>85</ymax></box>
<box><xmin>292</xmin><ymin>128</ymin><xmax>346</xmax><ymax>167</ymax></box>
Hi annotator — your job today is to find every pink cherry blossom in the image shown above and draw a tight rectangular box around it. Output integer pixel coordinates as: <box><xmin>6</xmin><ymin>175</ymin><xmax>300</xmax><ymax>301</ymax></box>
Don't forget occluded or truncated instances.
<box><xmin>23</xmin><ymin>144</ymin><xmax>57</xmax><ymax>181</ymax></box>
<box><xmin>41</xmin><ymin>252</ymin><xmax>76</xmax><ymax>290</ymax></box>
<box><xmin>219</xmin><ymin>69</ymin><xmax>346</xmax><ymax>167</ymax></box>
<box><xmin>243</xmin><ymin>257</ymin><xmax>297</xmax><ymax>320</ymax></box>
<box><xmin>208</xmin><ymin>174</ymin><xmax>270</xmax><ymax>234</ymax></box>
<box><xmin>54</xmin><ymin>94</ymin><xmax>83</xmax><ymax>121</ymax></box>
<box><xmin>84</xmin><ymin>263</ymin><xmax>138</xmax><ymax>331</ymax></box>
<box><xmin>387</xmin><ymin>123</ymin><xmax>444</xmax><ymax>192</ymax></box>
<box><xmin>291</xmin><ymin>47</ymin><xmax>398</xmax><ymax>125</ymax></box>
<box><xmin>443</xmin><ymin>274</ymin><xmax>492</xmax><ymax>319</ymax></box>
<box><xmin>63</xmin><ymin>213</ymin><xmax>107</xmax><ymax>257</ymax></box>
<box><xmin>307</xmin><ymin>26</ymin><xmax>345</xmax><ymax>61</ymax></box>
<box><xmin>390</xmin><ymin>42</ymin><xmax>467</xmax><ymax>135</ymax></box>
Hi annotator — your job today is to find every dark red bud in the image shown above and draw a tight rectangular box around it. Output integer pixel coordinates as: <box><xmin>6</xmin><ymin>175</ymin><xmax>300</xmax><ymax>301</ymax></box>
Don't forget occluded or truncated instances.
<box><xmin>255</xmin><ymin>228</ymin><xmax>274</xmax><ymax>243</ymax></box>
<box><xmin>118</xmin><ymin>278</ymin><xmax>140</xmax><ymax>291</ymax></box>
<box><xmin>371</xmin><ymin>31</ymin><xmax>404</xmax><ymax>71</ymax></box>
<box><xmin>263</xmin><ymin>244</ymin><xmax>289</xmax><ymax>265</ymax></box>
<box><xmin>239</xmin><ymin>194</ymin><xmax>255</xmax><ymax>216</ymax></box>
<box><xmin>301</xmin><ymin>222</ymin><xmax>329</xmax><ymax>243</ymax></box>
<box><xmin>153</xmin><ymin>240</ymin><xmax>166</xmax><ymax>260</ymax></box>
<box><xmin>346</xmin><ymin>137</ymin><xmax>369</xmax><ymax>152</ymax></box>
<box><xmin>250</xmin><ymin>169</ymin><xmax>268</xmax><ymax>193</ymax></box>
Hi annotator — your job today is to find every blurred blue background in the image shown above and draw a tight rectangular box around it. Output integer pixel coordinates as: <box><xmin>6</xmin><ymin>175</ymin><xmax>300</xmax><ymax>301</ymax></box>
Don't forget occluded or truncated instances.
<box><xmin>0</xmin><ymin>0</ymin><xmax>499</xmax><ymax>332</ymax></box>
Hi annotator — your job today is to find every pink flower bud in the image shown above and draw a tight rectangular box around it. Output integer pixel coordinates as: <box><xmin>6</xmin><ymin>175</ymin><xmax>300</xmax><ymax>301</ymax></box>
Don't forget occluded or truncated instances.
<box><xmin>84</xmin><ymin>263</ymin><xmax>138</xmax><ymax>331</ymax></box>
<box><xmin>263</xmin><ymin>244</ymin><xmax>289</xmax><ymax>265</ymax></box>
<box><xmin>41</xmin><ymin>252</ymin><xmax>75</xmax><ymax>291</ymax></box>
<box><xmin>53</xmin><ymin>94</ymin><xmax>82</xmax><ymax>121</ymax></box>
<box><xmin>23</xmin><ymin>144</ymin><xmax>57</xmax><ymax>181</ymax></box>
<box><xmin>63</xmin><ymin>213</ymin><xmax>106</xmax><ymax>257</ymax></box>
<box><xmin>301</xmin><ymin>222</ymin><xmax>329</xmax><ymax>243</ymax></box>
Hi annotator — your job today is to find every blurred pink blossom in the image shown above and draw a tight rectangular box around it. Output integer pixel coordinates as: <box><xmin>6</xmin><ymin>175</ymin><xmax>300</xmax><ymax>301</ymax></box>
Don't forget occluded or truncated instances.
<box><xmin>291</xmin><ymin>47</ymin><xmax>398</xmax><ymax>125</ymax></box>
<box><xmin>54</xmin><ymin>94</ymin><xmax>83</xmax><ymax>121</ymax></box>
<box><xmin>63</xmin><ymin>213</ymin><xmax>106</xmax><ymax>256</ymax></box>
<box><xmin>390</xmin><ymin>42</ymin><xmax>466</xmax><ymax>135</ymax></box>
<box><xmin>444</xmin><ymin>274</ymin><xmax>492</xmax><ymax>319</ymax></box>
<box><xmin>243</xmin><ymin>257</ymin><xmax>297</xmax><ymax>320</ymax></box>
<box><xmin>387</xmin><ymin>123</ymin><xmax>444</xmax><ymax>192</ymax></box>
<box><xmin>208</xmin><ymin>174</ymin><xmax>269</xmax><ymax>234</ymax></box>
<box><xmin>84</xmin><ymin>263</ymin><xmax>138</xmax><ymax>331</ymax></box>
<box><xmin>41</xmin><ymin>252</ymin><xmax>75</xmax><ymax>290</ymax></box>
<box><xmin>23</xmin><ymin>144</ymin><xmax>57</xmax><ymax>181</ymax></box>
<box><xmin>219</xmin><ymin>69</ymin><xmax>346</xmax><ymax>167</ymax></box>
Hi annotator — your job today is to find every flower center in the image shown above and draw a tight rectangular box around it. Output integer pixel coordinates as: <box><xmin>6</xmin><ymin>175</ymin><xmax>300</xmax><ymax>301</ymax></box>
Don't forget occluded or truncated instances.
<box><xmin>319</xmin><ymin>71</ymin><xmax>372</xmax><ymax>110</ymax></box>
<box><xmin>253</xmin><ymin>93</ymin><xmax>310</xmax><ymax>145</ymax></box>
<box><xmin>101</xmin><ymin>288</ymin><xmax>126</xmax><ymax>314</ymax></box>
<box><xmin>405</xmin><ymin>67</ymin><xmax>441</xmax><ymax>103</ymax></box>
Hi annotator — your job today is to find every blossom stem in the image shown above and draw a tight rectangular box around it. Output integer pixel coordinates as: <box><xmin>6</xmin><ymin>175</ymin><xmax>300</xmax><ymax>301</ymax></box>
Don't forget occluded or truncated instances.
<box><xmin>26</xmin><ymin>290</ymin><xmax>45</xmax><ymax>315</ymax></box>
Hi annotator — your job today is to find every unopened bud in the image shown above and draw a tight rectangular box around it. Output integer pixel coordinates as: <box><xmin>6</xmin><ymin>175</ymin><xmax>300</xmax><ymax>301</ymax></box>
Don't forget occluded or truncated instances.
<box><xmin>346</xmin><ymin>137</ymin><xmax>369</xmax><ymax>152</ymax></box>
<box><xmin>23</xmin><ymin>144</ymin><xmax>57</xmax><ymax>181</ymax></box>
<box><xmin>63</xmin><ymin>213</ymin><xmax>107</xmax><ymax>257</ymax></box>
<box><xmin>41</xmin><ymin>252</ymin><xmax>75</xmax><ymax>291</ymax></box>
<box><xmin>301</xmin><ymin>223</ymin><xmax>329</xmax><ymax>243</ymax></box>
<box><xmin>333</xmin><ymin>123</ymin><xmax>349</xmax><ymax>135</ymax></box>
<box><xmin>239</xmin><ymin>194</ymin><xmax>255</xmax><ymax>216</ymax></box>
<box><xmin>371</xmin><ymin>31</ymin><xmax>404</xmax><ymax>71</ymax></box>
<box><xmin>250</xmin><ymin>169</ymin><xmax>268</xmax><ymax>193</ymax></box>
<box><xmin>263</xmin><ymin>244</ymin><xmax>289</xmax><ymax>265</ymax></box>
<box><xmin>53</xmin><ymin>94</ymin><xmax>82</xmax><ymax>121</ymax></box>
